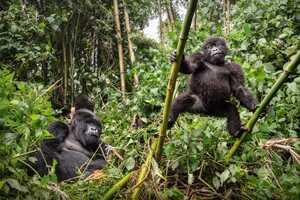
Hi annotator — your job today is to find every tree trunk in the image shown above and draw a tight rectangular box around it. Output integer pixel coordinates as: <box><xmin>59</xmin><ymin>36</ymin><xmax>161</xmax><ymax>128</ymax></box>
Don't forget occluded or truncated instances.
<box><xmin>62</xmin><ymin>35</ymin><xmax>68</xmax><ymax>106</ymax></box>
<box><xmin>113</xmin><ymin>0</ymin><xmax>126</xmax><ymax>97</ymax></box>
<box><xmin>164</xmin><ymin>1</ymin><xmax>173</xmax><ymax>29</ymax></box>
<box><xmin>192</xmin><ymin>9</ymin><xmax>197</xmax><ymax>29</ymax></box>
<box><xmin>158</xmin><ymin>0</ymin><xmax>165</xmax><ymax>47</ymax></box>
<box><xmin>169</xmin><ymin>0</ymin><xmax>176</xmax><ymax>23</ymax></box>
<box><xmin>122</xmin><ymin>0</ymin><xmax>139</xmax><ymax>88</ymax></box>
<box><xmin>41</xmin><ymin>61</ymin><xmax>48</xmax><ymax>85</ymax></box>
<box><xmin>223</xmin><ymin>0</ymin><xmax>230</xmax><ymax>36</ymax></box>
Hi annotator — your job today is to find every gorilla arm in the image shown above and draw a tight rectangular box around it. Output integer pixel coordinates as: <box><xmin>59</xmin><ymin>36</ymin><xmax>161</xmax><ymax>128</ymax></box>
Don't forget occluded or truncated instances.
<box><xmin>229</xmin><ymin>63</ymin><xmax>258</xmax><ymax>111</ymax></box>
<box><xmin>170</xmin><ymin>51</ymin><xmax>204</xmax><ymax>74</ymax></box>
<box><xmin>47</xmin><ymin>121</ymin><xmax>69</xmax><ymax>143</ymax></box>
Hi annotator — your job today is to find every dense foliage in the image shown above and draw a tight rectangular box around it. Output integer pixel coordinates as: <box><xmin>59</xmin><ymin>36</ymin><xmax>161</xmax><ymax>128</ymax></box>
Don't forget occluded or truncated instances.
<box><xmin>0</xmin><ymin>0</ymin><xmax>300</xmax><ymax>199</ymax></box>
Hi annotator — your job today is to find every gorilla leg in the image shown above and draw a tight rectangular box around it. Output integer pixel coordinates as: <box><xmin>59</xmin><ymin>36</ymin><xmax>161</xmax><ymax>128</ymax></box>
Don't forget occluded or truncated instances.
<box><xmin>224</xmin><ymin>104</ymin><xmax>242</xmax><ymax>137</ymax></box>
<box><xmin>168</xmin><ymin>92</ymin><xmax>205</xmax><ymax>128</ymax></box>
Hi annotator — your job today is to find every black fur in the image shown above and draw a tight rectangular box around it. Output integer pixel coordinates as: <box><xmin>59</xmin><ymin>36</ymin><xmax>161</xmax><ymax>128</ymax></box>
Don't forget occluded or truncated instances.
<box><xmin>47</xmin><ymin>121</ymin><xmax>69</xmax><ymax>143</ymax></box>
<box><xmin>74</xmin><ymin>95</ymin><xmax>95</xmax><ymax>111</ymax></box>
<box><xmin>168</xmin><ymin>37</ymin><xmax>257</xmax><ymax>137</ymax></box>
<box><xmin>29</xmin><ymin>109</ymin><xmax>109</xmax><ymax>181</ymax></box>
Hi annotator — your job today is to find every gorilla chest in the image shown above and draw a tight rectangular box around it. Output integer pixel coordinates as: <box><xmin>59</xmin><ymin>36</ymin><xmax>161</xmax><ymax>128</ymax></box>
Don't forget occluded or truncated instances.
<box><xmin>191</xmin><ymin>63</ymin><xmax>231</xmax><ymax>97</ymax></box>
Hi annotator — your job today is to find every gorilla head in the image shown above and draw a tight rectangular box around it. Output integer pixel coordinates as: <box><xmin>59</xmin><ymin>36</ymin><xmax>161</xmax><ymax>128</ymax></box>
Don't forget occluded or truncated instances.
<box><xmin>70</xmin><ymin>109</ymin><xmax>102</xmax><ymax>151</ymax></box>
<box><xmin>202</xmin><ymin>37</ymin><xmax>228</xmax><ymax>65</ymax></box>
<box><xmin>74</xmin><ymin>95</ymin><xmax>95</xmax><ymax>111</ymax></box>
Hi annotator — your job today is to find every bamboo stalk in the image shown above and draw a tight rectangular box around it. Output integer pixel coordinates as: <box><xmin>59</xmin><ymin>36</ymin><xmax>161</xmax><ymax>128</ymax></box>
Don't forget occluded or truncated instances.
<box><xmin>169</xmin><ymin>0</ymin><xmax>176</xmax><ymax>24</ymax></box>
<box><xmin>157</xmin><ymin>0</ymin><xmax>165</xmax><ymax>47</ymax></box>
<box><xmin>223</xmin><ymin>0</ymin><xmax>231</xmax><ymax>36</ymax></box>
<box><xmin>113</xmin><ymin>0</ymin><xmax>126</xmax><ymax>97</ymax></box>
<box><xmin>192</xmin><ymin>10</ymin><xmax>197</xmax><ymax>30</ymax></box>
<box><xmin>131</xmin><ymin>139</ymin><xmax>158</xmax><ymax>200</ymax></box>
<box><xmin>123</xmin><ymin>0</ymin><xmax>135</xmax><ymax>64</ymax></box>
<box><xmin>34</xmin><ymin>78</ymin><xmax>62</xmax><ymax>102</ymax></box>
<box><xmin>155</xmin><ymin>0</ymin><xmax>199</xmax><ymax>160</ymax></box>
<box><xmin>62</xmin><ymin>35</ymin><xmax>68</xmax><ymax>105</ymax></box>
<box><xmin>70</xmin><ymin>13</ymin><xmax>80</xmax><ymax>105</ymax></box>
<box><xmin>103</xmin><ymin>171</ymin><xmax>134</xmax><ymax>200</ymax></box>
<box><xmin>164</xmin><ymin>2</ymin><xmax>173</xmax><ymax>29</ymax></box>
<box><xmin>122</xmin><ymin>0</ymin><xmax>139</xmax><ymax>87</ymax></box>
<box><xmin>225</xmin><ymin>50</ymin><xmax>300</xmax><ymax>161</ymax></box>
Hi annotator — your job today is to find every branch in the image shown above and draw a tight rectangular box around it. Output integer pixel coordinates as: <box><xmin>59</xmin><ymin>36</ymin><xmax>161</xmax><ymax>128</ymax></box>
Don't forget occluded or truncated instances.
<box><xmin>103</xmin><ymin>171</ymin><xmax>134</xmax><ymax>200</ymax></box>
<box><xmin>225</xmin><ymin>50</ymin><xmax>300</xmax><ymax>161</ymax></box>
<box><xmin>131</xmin><ymin>139</ymin><xmax>158</xmax><ymax>200</ymax></box>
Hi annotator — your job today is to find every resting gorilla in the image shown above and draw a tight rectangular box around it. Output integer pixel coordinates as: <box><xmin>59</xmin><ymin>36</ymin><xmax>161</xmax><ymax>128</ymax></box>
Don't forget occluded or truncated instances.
<box><xmin>29</xmin><ymin>101</ymin><xmax>110</xmax><ymax>181</ymax></box>
<box><xmin>168</xmin><ymin>37</ymin><xmax>258</xmax><ymax>137</ymax></box>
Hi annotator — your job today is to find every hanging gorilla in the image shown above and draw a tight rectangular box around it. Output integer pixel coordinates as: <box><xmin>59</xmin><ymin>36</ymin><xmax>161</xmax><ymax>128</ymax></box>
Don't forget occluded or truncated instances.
<box><xmin>168</xmin><ymin>37</ymin><xmax>258</xmax><ymax>137</ymax></box>
<box><xmin>29</xmin><ymin>107</ymin><xmax>111</xmax><ymax>181</ymax></box>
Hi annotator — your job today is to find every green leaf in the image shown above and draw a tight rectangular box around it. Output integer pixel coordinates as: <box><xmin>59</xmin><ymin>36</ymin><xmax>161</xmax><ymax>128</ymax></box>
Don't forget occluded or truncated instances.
<box><xmin>263</xmin><ymin>63</ymin><xmax>275</xmax><ymax>73</ymax></box>
<box><xmin>243</xmin><ymin>23</ymin><xmax>251</xmax><ymax>35</ymax></box>
<box><xmin>219</xmin><ymin>169</ymin><xmax>230</xmax><ymax>185</ymax></box>
<box><xmin>188</xmin><ymin>173</ymin><xmax>194</xmax><ymax>185</ymax></box>
<box><xmin>3</xmin><ymin>132</ymin><xmax>17</xmax><ymax>144</ymax></box>
<box><xmin>212</xmin><ymin>176</ymin><xmax>220</xmax><ymax>189</ymax></box>
<box><xmin>6</xmin><ymin>178</ymin><xmax>28</xmax><ymax>193</ymax></box>
<box><xmin>30</xmin><ymin>114</ymin><xmax>40</xmax><ymax>122</ymax></box>
<box><xmin>151</xmin><ymin>159</ymin><xmax>166</xmax><ymax>181</ymax></box>
<box><xmin>125</xmin><ymin>157</ymin><xmax>135</xmax><ymax>170</ymax></box>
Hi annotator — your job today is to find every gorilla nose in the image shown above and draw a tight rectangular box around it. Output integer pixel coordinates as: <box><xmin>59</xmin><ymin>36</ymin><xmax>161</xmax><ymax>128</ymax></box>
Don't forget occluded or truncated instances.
<box><xmin>89</xmin><ymin>127</ymin><xmax>99</xmax><ymax>136</ymax></box>
<box><xmin>212</xmin><ymin>47</ymin><xmax>220</xmax><ymax>53</ymax></box>
<box><xmin>212</xmin><ymin>47</ymin><xmax>218</xmax><ymax>51</ymax></box>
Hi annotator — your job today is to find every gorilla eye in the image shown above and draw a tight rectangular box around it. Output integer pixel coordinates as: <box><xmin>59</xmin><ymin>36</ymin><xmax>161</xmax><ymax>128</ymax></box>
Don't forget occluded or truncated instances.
<box><xmin>210</xmin><ymin>43</ymin><xmax>216</xmax><ymax>48</ymax></box>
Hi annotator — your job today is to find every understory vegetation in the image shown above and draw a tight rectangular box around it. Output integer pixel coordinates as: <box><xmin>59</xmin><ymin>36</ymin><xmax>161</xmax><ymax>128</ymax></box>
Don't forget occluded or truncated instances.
<box><xmin>0</xmin><ymin>0</ymin><xmax>300</xmax><ymax>199</ymax></box>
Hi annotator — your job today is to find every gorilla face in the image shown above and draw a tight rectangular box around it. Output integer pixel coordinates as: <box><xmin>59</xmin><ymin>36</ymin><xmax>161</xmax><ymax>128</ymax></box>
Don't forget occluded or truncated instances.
<box><xmin>71</xmin><ymin>109</ymin><xmax>102</xmax><ymax>150</ymax></box>
<box><xmin>202</xmin><ymin>37</ymin><xmax>228</xmax><ymax>65</ymax></box>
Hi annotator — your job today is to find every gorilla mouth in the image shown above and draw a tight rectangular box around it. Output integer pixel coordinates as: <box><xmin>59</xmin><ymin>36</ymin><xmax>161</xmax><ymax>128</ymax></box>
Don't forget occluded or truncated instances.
<box><xmin>212</xmin><ymin>52</ymin><xmax>224</xmax><ymax>57</ymax></box>
<box><xmin>87</xmin><ymin>130</ymin><xmax>99</xmax><ymax>137</ymax></box>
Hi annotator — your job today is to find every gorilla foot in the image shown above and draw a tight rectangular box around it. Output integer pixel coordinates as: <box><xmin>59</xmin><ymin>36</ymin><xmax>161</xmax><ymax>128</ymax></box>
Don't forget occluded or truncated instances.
<box><xmin>231</xmin><ymin>126</ymin><xmax>248</xmax><ymax>138</ymax></box>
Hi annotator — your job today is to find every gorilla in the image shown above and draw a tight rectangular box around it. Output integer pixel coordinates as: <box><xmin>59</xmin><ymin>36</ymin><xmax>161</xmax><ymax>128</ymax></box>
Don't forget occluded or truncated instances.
<box><xmin>29</xmin><ymin>98</ymin><xmax>111</xmax><ymax>181</ymax></box>
<box><xmin>168</xmin><ymin>37</ymin><xmax>258</xmax><ymax>137</ymax></box>
<box><xmin>74</xmin><ymin>94</ymin><xmax>95</xmax><ymax>111</ymax></box>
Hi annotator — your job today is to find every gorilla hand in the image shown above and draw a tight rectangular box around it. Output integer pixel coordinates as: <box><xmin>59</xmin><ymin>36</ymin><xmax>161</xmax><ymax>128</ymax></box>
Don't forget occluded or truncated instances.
<box><xmin>169</xmin><ymin>50</ymin><xmax>177</xmax><ymax>64</ymax></box>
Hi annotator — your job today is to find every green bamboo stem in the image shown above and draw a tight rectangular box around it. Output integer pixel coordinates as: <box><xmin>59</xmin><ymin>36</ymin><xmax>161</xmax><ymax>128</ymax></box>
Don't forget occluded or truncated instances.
<box><xmin>130</xmin><ymin>1</ymin><xmax>198</xmax><ymax>198</ymax></box>
<box><xmin>131</xmin><ymin>139</ymin><xmax>158</xmax><ymax>200</ymax></box>
<box><xmin>103</xmin><ymin>171</ymin><xmax>134</xmax><ymax>200</ymax></box>
<box><xmin>155</xmin><ymin>0</ymin><xmax>199</xmax><ymax>160</ymax></box>
<box><xmin>225</xmin><ymin>50</ymin><xmax>300</xmax><ymax>161</ymax></box>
